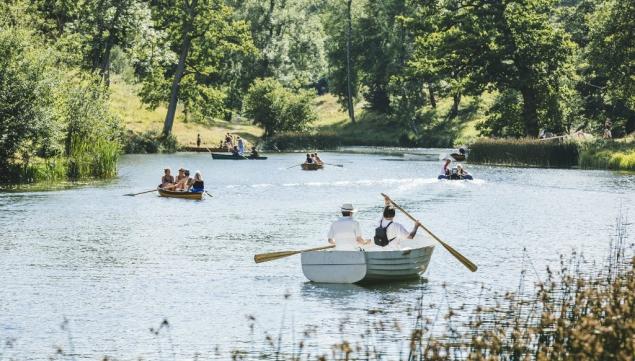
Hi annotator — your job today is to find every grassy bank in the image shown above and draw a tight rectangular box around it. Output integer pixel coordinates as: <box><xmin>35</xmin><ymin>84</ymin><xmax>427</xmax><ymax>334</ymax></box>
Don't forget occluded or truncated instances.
<box><xmin>469</xmin><ymin>137</ymin><xmax>635</xmax><ymax>171</ymax></box>
<box><xmin>110</xmin><ymin>76</ymin><xmax>263</xmax><ymax>151</ymax></box>
<box><xmin>264</xmin><ymin>93</ymin><xmax>494</xmax><ymax>151</ymax></box>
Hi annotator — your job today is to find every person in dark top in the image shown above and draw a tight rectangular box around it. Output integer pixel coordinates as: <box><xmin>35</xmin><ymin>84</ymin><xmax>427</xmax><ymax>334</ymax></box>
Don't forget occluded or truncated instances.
<box><xmin>232</xmin><ymin>145</ymin><xmax>241</xmax><ymax>156</ymax></box>
<box><xmin>189</xmin><ymin>171</ymin><xmax>204</xmax><ymax>192</ymax></box>
<box><xmin>160</xmin><ymin>168</ymin><xmax>174</xmax><ymax>188</ymax></box>
<box><xmin>197</xmin><ymin>133</ymin><xmax>201</xmax><ymax>148</ymax></box>
<box><xmin>250</xmin><ymin>147</ymin><xmax>259</xmax><ymax>157</ymax></box>
<box><xmin>305</xmin><ymin>153</ymin><xmax>313</xmax><ymax>164</ymax></box>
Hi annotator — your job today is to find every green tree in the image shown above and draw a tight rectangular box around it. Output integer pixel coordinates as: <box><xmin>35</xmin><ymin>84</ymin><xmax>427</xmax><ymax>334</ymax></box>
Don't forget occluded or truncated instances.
<box><xmin>243</xmin><ymin>78</ymin><xmax>316</xmax><ymax>137</ymax></box>
<box><xmin>586</xmin><ymin>0</ymin><xmax>635</xmax><ymax>134</ymax></box>
<box><xmin>141</xmin><ymin>0</ymin><xmax>255</xmax><ymax>136</ymax></box>
<box><xmin>0</xmin><ymin>27</ymin><xmax>60</xmax><ymax>169</ymax></box>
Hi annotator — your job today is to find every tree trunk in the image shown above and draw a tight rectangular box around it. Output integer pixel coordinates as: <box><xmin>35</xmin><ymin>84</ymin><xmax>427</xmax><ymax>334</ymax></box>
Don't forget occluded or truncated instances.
<box><xmin>521</xmin><ymin>87</ymin><xmax>539</xmax><ymax>137</ymax></box>
<box><xmin>99</xmin><ymin>3</ymin><xmax>124</xmax><ymax>87</ymax></box>
<box><xmin>448</xmin><ymin>92</ymin><xmax>461</xmax><ymax>120</ymax></box>
<box><xmin>163</xmin><ymin>25</ymin><xmax>192</xmax><ymax>136</ymax></box>
<box><xmin>428</xmin><ymin>83</ymin><xmax>437</xmax><ymax>108</ymax></box>
<box><xmin>346</xmin><ymin>0</ymin><xmax>355</xmax><ymax>123</ymax></box>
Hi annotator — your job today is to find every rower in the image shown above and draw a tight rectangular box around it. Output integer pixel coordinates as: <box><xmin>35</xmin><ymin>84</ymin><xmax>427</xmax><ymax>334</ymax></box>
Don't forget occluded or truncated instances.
<box><xmin>313</xmin><ymin>153</ymin><xmax>323</xmax><ymax>165</ymax></box>
<box><xmin>305</xmin><ymin>153</ymin><xmax>314</xmax><ymax>164</ymax></box>
<box><xmin>327</xmin><ymin>203</ymin><xmax>369</xmax><ymax>250</ymax></box>
<box><xmin>373</xmin><ymin>195</ymin><xmax>420</xmax><ymax>249</ymax></box>
<box><xmin>442</xmin><ymin>156</ymin><xmax>452</xmax><ymax>176</ymax></box>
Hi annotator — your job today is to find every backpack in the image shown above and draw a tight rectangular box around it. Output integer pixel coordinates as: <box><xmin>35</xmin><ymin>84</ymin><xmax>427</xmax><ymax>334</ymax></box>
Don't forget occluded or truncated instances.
<box><xmin>374</xmin><ymin>220</ymin><xmax>395</xmax><ymax>247</ymax></box>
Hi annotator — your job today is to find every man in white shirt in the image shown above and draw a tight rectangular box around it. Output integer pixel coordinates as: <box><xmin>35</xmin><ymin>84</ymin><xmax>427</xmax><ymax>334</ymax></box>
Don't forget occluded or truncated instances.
<box><xmin>327</xmin><ymin>203</ymin><xmax>369</xmax><ymax>250</ymax></box>
<box><xmin>373</xmin><ymin>195</ymin><xmax>421</xmax><ymax>250</ymax></box>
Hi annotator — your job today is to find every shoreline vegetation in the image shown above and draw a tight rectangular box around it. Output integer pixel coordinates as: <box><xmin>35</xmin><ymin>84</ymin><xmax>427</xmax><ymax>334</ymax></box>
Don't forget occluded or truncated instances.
<box><xmin>468</xmin><ymin>138</ymin><xmax>635</xmax><ymax>171</ymax></box>
<box><xmin>2</xmin><ymin>0</ymin><xmax>634</xmax><ymax>185</ymax></box>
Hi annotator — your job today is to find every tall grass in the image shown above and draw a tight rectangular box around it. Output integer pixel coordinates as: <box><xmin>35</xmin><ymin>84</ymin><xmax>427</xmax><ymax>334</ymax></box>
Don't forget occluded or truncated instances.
<box><xmin>579</xmin><ymin>139</ymin><xmax>635</xmax><ymax>171</ymax></box>
<box><xmin>67</xmin><ymin>135</ymin><xmax>120</xmax><ymax>179</ymax></box>
<box><xmin>468</xmin><ymin>138</ymin><xmax>580</xmax><ymax>167</ymax></box>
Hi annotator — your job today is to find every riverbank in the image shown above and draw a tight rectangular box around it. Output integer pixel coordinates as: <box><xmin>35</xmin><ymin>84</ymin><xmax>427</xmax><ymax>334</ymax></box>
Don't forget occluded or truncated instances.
<box><xmin>469</xmin><ymin>137</ymin><xmax>635</xmax><ymax>171</ymax></box>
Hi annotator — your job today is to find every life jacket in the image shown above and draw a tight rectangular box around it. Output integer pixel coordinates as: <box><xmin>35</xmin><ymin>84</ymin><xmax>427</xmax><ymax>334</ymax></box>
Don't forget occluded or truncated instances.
<box><xmin>374</xmin><ymin>220</ymin><xmax>395</xmax><ymax>247</ymax></box>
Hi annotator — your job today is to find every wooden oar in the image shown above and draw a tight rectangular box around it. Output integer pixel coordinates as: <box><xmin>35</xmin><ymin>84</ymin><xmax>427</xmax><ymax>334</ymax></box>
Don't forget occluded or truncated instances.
<box><xmin>254</xmin><ymin>244</ymin><xmax>335</xmax><ymax>263</ymax></box>
<box><xmin>204</xmin><ymin>191</ymin><xmax>213</xmax><ymax>197</ymax></box>
<box><xmin>323</xmin><ymin>162</ymin><xmax>344</xmax><ymax>167</ymax></box>
<box><xmin>286</xmin><ymin>163</ymin><xmax>303</xmax><ymax>169</ymax></box>
<box><xmin>381</xmin><ymin>193</ymin><xmax>478</xmax><ymax>272</ymax></box>
<box><xmin>124</xmin><ymin>189</ymin><xmax>156</xmax><ymax>196</ymax></box>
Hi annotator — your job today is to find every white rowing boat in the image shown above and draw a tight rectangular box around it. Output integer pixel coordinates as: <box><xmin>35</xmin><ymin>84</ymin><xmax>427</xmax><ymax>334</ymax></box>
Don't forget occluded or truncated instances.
<box><xmin>301</xmin><ymin>237</ymin><xmax>435</xmax><ymax>284</ymax></box>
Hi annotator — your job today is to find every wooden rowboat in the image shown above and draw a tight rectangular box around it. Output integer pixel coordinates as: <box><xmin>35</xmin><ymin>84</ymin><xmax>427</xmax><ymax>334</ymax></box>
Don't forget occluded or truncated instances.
<box><xmin>211</xmin><ymin>153</ymin><xmax>267</xmax><ymax>160</ymax></box>
<box><xmin>301</xmin><ymin>238</ymin><xmax>435</xmax><ymax>283</ymax></box>
<box><xmin>301</xmin><ymin>163</ymin><xmax>323</xmax><ymax>170</ymax></box>
<box><xmin>157</xmin><ymin>187</ymin><xmax>204</xmax><ymax>200</ymax></box>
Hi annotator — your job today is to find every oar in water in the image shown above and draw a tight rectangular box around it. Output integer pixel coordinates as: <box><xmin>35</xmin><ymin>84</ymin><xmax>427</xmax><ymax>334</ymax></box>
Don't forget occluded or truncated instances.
<box><xmin>286</xmin><ymin>163</ymin><xmax>303</xmax><ymax>169</ymax></box>
<box><xmin>124</xmin><ymin>189</ymin><xmax>156</xmax><ymax>196</ymax></box>
<box><xmin>381</xmin><ymin>193</ymin><xmax>478</xmax><ymax>272</ymax></box>
<box><xmin>323</xmin><ymin>162</ymin><xmax>344</xmax><ymax>167</ymax></box>
<box><xmin>205</xmin><ymin>191</ymin><xmax>214</xmax><ymax>197</ymax></box>
<box><xmin>254</xmin><ymin>244</ymin><xmax>335</xmax><ymax>263</ymax></box>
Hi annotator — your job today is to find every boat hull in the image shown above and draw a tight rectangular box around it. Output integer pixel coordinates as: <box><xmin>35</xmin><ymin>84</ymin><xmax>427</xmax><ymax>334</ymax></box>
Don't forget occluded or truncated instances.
<box><xmin>301</xmin><ymin>240</ymin><xmax>435</xmax><ymax>284</ymax></box>
<box><xmin>211</xmin><ymin>153</ymin><xmax>267</xmax><ymax>160</ymax></box>
<box><xmin>157</xmin><ymin>188</ymin><xmax>204</xmax><ymax>200</ymax></box>
<box><xmin>438</xmin><ymin>174</ymin><xmax>473</xmax><ymax>180</ymax></box>
<box><xmin>301</xmin><ymin>163</ymin><xmax>323</xmax><ymax>170</ymax></box>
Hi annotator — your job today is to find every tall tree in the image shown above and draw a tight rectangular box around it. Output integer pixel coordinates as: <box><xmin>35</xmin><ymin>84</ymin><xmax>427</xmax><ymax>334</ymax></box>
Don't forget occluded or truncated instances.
<box><xmin>142</xmin><ymin>0</ymin><xmax>255</xmax><ymax>136</ymax></box>
<box><xmin>345</xmin><ymin>0</ymin><xmax>355</xmax><ymax>123</ymax></box>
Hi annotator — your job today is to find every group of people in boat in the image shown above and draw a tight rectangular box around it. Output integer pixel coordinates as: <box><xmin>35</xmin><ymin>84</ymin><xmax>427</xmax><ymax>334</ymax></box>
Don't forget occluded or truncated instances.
<box><xmin>159</xmin><ymin>167</ymin><xmax>205</xmax><ymax>193</ymax></box>
<box><xmin>224</xmin><ymin>133</ymin><xmax>246</xmax><ymax>154</ymax></box>
<box><xmin>304</xmin><ymin>153</ymin><xmax>323</xmax><ymax>165</ymax></box>
<box><xmin>327</xmin><ymin>195</ymin><xmax>421</xmax><ymax>251</ymax></box>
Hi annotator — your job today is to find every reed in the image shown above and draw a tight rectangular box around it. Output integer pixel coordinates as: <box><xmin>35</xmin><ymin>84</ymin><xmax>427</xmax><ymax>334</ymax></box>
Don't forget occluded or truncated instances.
<box><xmin>469</xmin><ymin>138</ymin><xmax>580</xmax><ymax>167</ymax></box>
<box><xmin>578</xmin><ymin>139</ymin><xmax>635</xmax><ymax>171</ymax></box>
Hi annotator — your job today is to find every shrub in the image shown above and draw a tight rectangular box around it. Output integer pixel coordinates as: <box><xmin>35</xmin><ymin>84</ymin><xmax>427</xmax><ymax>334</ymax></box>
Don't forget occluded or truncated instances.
<box><xmin>123</xmin><ymin>130</ymin><xmax>178</xmax><ymax>154</ymax></box>
<box><xmin>243</xmin><ymin>78</ymin><xmax>317</xmax><ymax>138</ymax></box>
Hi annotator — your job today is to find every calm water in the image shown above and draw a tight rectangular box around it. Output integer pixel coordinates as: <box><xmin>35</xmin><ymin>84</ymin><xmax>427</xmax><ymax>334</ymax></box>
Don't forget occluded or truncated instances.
<box><xmin>1</xmin><ymin>152</ymin><xmax>634</xmax><ymax>359</ymax></box>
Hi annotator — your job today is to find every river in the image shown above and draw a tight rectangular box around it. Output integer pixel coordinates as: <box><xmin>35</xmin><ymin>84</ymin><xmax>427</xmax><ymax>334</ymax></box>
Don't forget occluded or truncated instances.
<box><xmin>1</xmin><ymin>152</ymin><xmax>634</xmax><ymax>359</ymax></box>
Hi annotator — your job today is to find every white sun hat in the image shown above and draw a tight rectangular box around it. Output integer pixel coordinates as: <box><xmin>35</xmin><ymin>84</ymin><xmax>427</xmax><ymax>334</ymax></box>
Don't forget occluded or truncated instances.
<box><xmin>340</xmin><ymin>203</ymin><xmax>357</xmax><ymax>212</ymax></box>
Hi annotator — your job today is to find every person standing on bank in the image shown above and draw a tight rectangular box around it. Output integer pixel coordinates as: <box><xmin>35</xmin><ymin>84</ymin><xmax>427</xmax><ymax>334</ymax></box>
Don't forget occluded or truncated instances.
<box><xmin>197</xmin><ymin>133</ymin><xmax>201</xmax><ymax>148</ymax></box>
<box><xmin>327</xmin><ymin>203</ymin><xmax>369</xmax><ymax>250</ymax></box>
<box><xmin>374</xmin><ymin>195</ymin><xmax>421</xmax><ymax>249</ymax></box>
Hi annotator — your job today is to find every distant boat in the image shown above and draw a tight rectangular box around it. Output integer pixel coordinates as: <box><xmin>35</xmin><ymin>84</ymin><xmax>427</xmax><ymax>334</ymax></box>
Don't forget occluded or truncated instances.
<box><xmin>211</xmin><ymin>153</ymin><xmax>268</xmax><ymax>160</ymax></box>
<box><xmin>157</xmin><ymin>188</ymin><xmax>204</xmax><ymax>200</ymax></box>
<box><xmin>301</xmin><ymin>238</ymin><xmax>435</xmax><ymax>283</ymax></box>
<box><xmin>438</xmin><ymin>174</ymin><xmax>473</xmax><ymax>180</ymax></box>
<box><xmin>450</xmin><ymin>153</ymin><xmax>466</xmax><ymax>161</ymax></box>
<box><xmin>301</xmin><ymin>163</ymin><xmax>323</xmax><ymax>170</ymax></box>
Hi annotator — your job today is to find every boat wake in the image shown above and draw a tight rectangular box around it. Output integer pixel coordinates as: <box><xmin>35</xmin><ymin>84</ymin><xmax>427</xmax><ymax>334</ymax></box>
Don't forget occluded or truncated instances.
<box><xmin>225</xmin><ymin>178</ymin><xmax>441</xmax><ymax>189</ymax></box>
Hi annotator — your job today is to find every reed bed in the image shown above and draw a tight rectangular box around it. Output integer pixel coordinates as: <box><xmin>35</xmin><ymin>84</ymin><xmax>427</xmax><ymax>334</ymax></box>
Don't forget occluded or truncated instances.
<box><xmin>468</xmin><ymin>138</ymin><xmax>580</xmax><ymax>168</ymax></box>
<box><xmin>579</xmin><ymin>139</ymin><xmax>635</xmax><ymax>171</ymax></box>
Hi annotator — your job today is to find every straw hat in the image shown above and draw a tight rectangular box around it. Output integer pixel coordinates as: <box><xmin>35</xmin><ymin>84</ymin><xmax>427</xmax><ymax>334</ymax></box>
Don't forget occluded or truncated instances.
<box><xmin>340</xmin><ymin>203</ymin><xmax>357</xmax><ymax>212</ymax></box>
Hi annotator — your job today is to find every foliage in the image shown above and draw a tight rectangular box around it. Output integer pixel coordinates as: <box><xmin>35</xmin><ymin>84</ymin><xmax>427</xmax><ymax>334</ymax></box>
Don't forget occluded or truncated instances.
<box><xmin>123</xmin><ymin>130</ymin><xmax>178</xmax><ymax>154</ymax></box>
<box><xmin>0</xmin><ymin>27</ymin><xmax>60</xmax><ymax>170</ymax></box>
<box><xmin>0</xmin><ymin>2</ymin><xmax>123</xmax><ymax>184</ymax></box>
<box><xmin>243</xmin><ymin>78</ymin><xmax>316</xmax><ymax>137</ymax></box>
<box><xmin>138</xmin><ymin>0</ymin><xmax>256</xmax><ymax>132</ymax></box>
